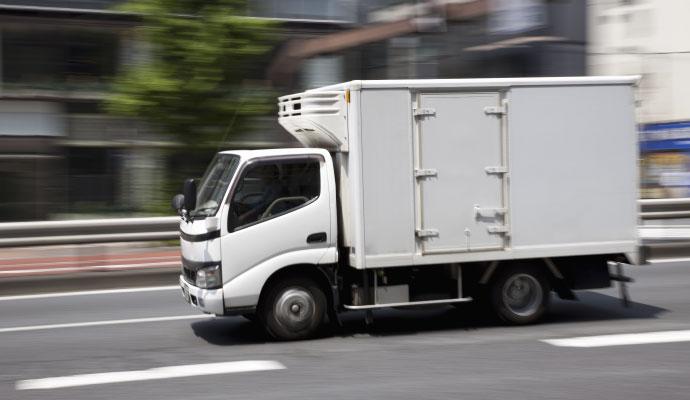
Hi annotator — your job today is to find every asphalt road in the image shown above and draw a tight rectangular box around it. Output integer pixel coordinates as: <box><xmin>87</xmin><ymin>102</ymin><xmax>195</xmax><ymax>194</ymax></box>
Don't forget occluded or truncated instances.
<box><xmin>1</xmin><ymin>262</ymin><xmax>689</xmax><ymax>400</ymax></box>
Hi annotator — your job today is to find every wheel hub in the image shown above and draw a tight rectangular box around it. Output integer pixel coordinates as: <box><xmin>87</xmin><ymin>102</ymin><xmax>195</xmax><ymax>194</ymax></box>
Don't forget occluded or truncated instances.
<box><xmin>502</xmin><ymin>273</ymin><xmax>543</xmax><ymax>317</ymax></box>
<box><xmin>274</xmin><ymin>288</ymin><xmax>315</xmax><ymax>330</ymax></box>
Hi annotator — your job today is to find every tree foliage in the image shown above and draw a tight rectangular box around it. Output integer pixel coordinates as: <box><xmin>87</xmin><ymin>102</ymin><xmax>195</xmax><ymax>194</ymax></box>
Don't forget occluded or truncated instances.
<box><xmin>107</xmin><ymin>0</ymin><xmax>276</xmax><ymax>145</ymax></box>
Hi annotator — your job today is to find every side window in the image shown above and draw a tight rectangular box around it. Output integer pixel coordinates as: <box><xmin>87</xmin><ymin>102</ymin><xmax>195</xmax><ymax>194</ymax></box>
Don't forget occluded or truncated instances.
<box><xmin>229</xmin><ymin>159</ymin><xmax>321</xmax><ymax>231</ymax></box>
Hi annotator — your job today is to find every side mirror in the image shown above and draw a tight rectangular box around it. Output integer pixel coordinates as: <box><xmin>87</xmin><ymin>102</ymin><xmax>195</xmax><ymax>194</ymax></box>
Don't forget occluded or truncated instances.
<box><xmin>183</xmin><ymin>178</ymin><xmax>197</xmax><ymax>211</ymax></box>
<box><xmin>171</xmin><ymin>194</ymin><xmax>185</xmax><ymax>212</ymax></box>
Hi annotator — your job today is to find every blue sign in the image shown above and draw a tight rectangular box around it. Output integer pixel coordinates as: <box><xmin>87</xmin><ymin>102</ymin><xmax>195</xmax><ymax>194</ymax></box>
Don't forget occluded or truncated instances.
<box><xmin>640</xmin><ymin>121</ymin><xmax>690</xmax><ymax>152</ymax></box>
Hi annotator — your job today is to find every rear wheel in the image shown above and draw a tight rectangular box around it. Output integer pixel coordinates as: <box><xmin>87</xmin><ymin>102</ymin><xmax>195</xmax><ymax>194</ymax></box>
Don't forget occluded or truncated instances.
<box><xmin>490</xmin><ymin>265</ymin><xmax>550</xmax><ymax>324</ymax></box>
<box><xmin>259</xmin><ymin>277</ymin><xmax>326</xmax><ymax>340</ymax></box>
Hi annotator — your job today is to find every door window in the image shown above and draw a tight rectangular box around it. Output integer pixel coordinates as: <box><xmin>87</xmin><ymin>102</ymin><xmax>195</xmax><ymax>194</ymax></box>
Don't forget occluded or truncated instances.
<box><xmin>229</xmin><ymin>158</ymin><xmax>321</xmax><ymax>231</ymax></box>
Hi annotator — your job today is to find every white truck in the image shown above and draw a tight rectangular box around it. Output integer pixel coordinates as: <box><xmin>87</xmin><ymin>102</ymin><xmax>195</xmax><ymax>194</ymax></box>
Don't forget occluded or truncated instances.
<box><xmin>174</xmin><ymin>77</ymin><xmax>640</xmax><ymax>340</ymax></box>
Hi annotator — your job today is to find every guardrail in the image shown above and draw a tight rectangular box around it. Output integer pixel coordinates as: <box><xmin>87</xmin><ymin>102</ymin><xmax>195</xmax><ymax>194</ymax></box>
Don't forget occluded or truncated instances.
<box><xmin>640</xmin><ymin>197</ymin><xmax>690</xmax><ymax>219</ymax></box>
<box><xmin>638</xmin><ymin>224</ymin><xmax>690</xmax><ymax>264</ymax></box>
<box><xmin>0</xmin><ymin>198</ymin><xmax>688</xmax><ymax>248</ymax></box>
<box><xmin>0</xmin><ymin>216</ymin><xmax>179</xmax><ymax>248</ymax></box>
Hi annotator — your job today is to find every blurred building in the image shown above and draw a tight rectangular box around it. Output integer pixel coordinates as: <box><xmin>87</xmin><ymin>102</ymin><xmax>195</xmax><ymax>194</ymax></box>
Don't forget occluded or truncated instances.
<box><xmin>270</xmin><ymin>0</ymin><xmax>586</xmax><ymax>86</ymax></box>
<box><xmin>589</xmin><ymin>0</ymin><xmax>690</xmax><ymax>198</ymax></box>
<box><xmin>0</xmin><ymin>0</ymin><xmax>347</xmax><ymax>221</ymax></box>
<box><xmin>0</xmin><ymin>0</ymin><xmax>588</xmax><ymax>221</ymax></box>
<box><xmin>0</xmin><ymin>1</ymin><xmax>133</xmax><ymax>221</ymax></box>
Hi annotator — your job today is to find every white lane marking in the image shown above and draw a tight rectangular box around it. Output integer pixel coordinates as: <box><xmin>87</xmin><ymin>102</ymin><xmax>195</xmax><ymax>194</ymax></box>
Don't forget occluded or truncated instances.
<box><xmin>0</xmin><ymin>314</ymin><xmax>213</xmax><ymax>334</ymax></box>
<box><xmin>0</xmin><ymin>261</ymin><xmax>180</xmax><ymax>275</ymax></box>
<box><xmin>16</xmin><ymin>360</ymin><xmax>286</xmax><ymax>390</ymax></box>
<box><xmin>542</xmin><ymin>329</ymin><xmax>690</xmax><ymax>348</ymax></box>
<box><xmin>0</xmin><ymin>285</ymin><xmax>180</xmax><ymax>302</ymax></box>
<box><xmin>0</xmin><ymin>255</ymin><xmax>179</xmax><ymax>269</ymax></box>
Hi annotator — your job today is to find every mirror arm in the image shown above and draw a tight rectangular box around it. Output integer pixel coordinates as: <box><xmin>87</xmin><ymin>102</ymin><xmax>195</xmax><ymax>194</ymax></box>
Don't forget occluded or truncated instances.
<box><xmin>181</xmin><ymin>208</ymin><xmax>194</xmax><ymax>223</ymax></box>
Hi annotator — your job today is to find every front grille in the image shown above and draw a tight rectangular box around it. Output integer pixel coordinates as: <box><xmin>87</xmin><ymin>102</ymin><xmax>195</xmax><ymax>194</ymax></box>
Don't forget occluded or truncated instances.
<box><xmin>182</xmin><ymin>266</ymin><xmax>196</xmax><ymax>284</ymax></box>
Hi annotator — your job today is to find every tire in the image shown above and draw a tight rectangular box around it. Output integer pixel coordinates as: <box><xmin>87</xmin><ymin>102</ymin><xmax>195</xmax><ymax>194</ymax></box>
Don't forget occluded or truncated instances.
<box><xmin>258</xmin><ymin>277</ymin><xmax>327</xmax><ymax>340</ymax></box>
<box><xmin>490</xmin><ymin>265</ymin><xmax>550</xmax><ymax>325</ymax></box>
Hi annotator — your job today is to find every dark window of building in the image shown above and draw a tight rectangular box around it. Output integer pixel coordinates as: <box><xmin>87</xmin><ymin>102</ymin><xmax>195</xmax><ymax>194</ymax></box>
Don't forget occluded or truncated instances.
<box><xmin>66</xmin><ymin>147</ymin><xmax>119</xmax><ymax>207</ymax></box>
<box><xmin>2</xmin><ymin>29</ymin><xmax>119</xmax><ymax>91</ymax></box>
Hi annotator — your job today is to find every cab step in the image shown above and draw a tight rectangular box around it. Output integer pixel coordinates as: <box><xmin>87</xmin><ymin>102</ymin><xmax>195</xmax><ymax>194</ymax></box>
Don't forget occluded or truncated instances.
<box><xmin>343</xmin><ymin>296</ymin><xmax>473</xmax><ymax>310</ymax></box>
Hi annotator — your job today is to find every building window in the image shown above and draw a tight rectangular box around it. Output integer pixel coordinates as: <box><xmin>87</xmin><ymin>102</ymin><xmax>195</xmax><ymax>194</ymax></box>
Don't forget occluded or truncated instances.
<box><xmin>2</xmin><ymin>29</ymin><xmax>119</xmax><ymax>91</ymax></box>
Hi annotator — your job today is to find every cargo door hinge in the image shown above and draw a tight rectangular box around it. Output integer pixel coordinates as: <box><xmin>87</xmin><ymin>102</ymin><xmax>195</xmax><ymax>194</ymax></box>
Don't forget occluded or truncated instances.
<box><xmin>414</xmin><ymin>107</ymin><xmax>436</xmax><ymax>118</ymax></box>
<box><xmin>484</xmin><ymin>106</ymin><xmax>506</xmax><ymax>116</ymax></box>
<box><xmin>414</xmin><ymin>168</ymin><xmax>438</xmax><ymax>179</ymax></box>
<box><xmin>416</xmin><ymin>229</ymin><xmax>439</xmax><ymax>239</ymax></box>
<box><xmin>487</xmin><ymin>225</ymin><xmax>510</xmax><ymax>235</ymax></box>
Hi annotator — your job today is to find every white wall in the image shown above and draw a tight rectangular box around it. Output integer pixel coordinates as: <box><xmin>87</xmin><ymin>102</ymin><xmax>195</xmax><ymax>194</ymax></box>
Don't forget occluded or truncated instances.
<box><xmin>588</xmin><ymin>0</ymin><xmax>690</xmax><ymax>123</ymax></box>
<box><xmin>301</xmin><ymin>55</ymin><xmax>344</xmax><ymax>89</ymax></box>
<box><xmin>0</xmin><ymin>101</ymin><xmax>65</xmax><ymax>136</ymax></box>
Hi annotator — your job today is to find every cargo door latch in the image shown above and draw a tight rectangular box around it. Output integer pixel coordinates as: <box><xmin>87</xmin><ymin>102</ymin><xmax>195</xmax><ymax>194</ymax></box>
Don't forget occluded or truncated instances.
<box><xmin>414</xmin><ymin>168</ymin><xmax>438</xmax><ymax>179</ymax></box>
<box><xmin>416</xmin><ymin>229</ymin><xmax>439</xmax><ymax>239</ymax></box>
<box><xmin>484</xmin><ymin>106</ymin><xmax>506</xmax><ymax>116</ymax></box>
<box><xmin>485</xmin><ymin>166</ymin><xmax>508</xmax><ymax>175</ymax></box>
<box><xmin>474</xmin><ymin>206</ymin><xmax>507</xmax><ymax>217</ymax></box>
<box><xmin>487</xmin><ymin>225</ymin><xmax>510</xmax><ymax>235</ymax></box>
<box><xmin>414</xmin><ymin>108</ymin><xmax>436</xmax><ymax>118</ymax></box>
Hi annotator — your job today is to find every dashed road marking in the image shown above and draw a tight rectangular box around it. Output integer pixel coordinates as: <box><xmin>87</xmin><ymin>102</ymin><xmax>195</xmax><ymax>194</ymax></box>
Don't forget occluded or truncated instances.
<box><xmin>542</xmin><ymin>329</ymin><xmax>690</xmax><ymax>348</ymax></box>
<box><xmin>16</xmin><ymin>360</ymin><xmax>286</xmax><ymax>390</ymax></box>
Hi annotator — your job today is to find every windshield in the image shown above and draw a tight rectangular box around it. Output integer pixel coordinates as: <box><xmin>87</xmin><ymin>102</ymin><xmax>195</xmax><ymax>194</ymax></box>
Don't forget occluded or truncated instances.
<box><xmin>190</xmin><ymin>154</ymin><xmax>240</xmax><ymax>217</ymax></box>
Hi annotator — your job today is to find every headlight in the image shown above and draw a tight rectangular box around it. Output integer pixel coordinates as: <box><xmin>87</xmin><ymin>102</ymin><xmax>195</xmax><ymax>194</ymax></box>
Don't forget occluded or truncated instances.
<box><xmin>196</xmin><ymin>265</ymin><xmax>222</xmax><ymax>289</ymax></box>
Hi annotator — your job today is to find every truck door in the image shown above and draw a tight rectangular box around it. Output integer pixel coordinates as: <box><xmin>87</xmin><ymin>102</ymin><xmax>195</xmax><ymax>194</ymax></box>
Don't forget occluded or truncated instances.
<box><xmin>219</xmin><ymin>154</ymin><xmax>334</xmax><ymax>285</ymax></box>
<box><xmin>415</xmin><ymin>92</ymin><xmax>508</xmax><ymax>254</ymax></box>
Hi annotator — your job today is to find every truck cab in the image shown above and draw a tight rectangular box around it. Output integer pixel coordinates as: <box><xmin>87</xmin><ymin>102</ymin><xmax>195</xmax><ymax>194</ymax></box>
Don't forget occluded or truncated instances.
<box><xmin>178</xmin><ymin>149</ymin><xmax>338</xmax><ymax>338</ymax></box>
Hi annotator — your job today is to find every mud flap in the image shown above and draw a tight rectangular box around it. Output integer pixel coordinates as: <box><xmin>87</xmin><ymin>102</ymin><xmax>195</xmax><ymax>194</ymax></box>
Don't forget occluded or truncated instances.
<box><xmin>609</xmin><ymin>262</ymin><xmax>634</xmax><ymax>307</ymax></box>
<box><xmin>329</xmin><ymin>283</ymin><xmax>343</xmax><ymax>328</ymax></box>
<box><xmin>543</xmin><ymin>258</ymin><xmax>577</xmax><ymax>301</ymax></box>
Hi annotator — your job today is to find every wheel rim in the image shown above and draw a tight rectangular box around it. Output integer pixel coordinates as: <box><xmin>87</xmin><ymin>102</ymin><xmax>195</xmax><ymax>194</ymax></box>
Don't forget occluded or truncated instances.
<box><xmin>502</xmin><ymin>273</ymin><xmax>543</xmax><ymax>317</ymax></box>
<box><xmin>274</xmin><ymin>288</ymin><xmax>315</xmax><ymax>331</ymax></box>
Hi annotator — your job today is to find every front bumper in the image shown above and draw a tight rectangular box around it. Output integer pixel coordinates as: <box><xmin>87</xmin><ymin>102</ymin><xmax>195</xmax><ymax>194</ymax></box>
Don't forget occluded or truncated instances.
<box><xmin>179</xmin><ymin>275</ymin><xmax>225</xmax><ymax>315</ymax></box>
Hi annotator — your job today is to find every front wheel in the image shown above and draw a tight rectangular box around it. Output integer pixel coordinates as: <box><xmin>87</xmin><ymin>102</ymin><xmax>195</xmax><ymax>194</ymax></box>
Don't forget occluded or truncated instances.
<box><xmin>259</xmin><ymin>277</ymin><xmax>326</xmax><ymax>340</ymax></box>
<box><xmin>490</xmin><ymin>265</ymin><xmax>550</xmax><ymax>324</ymax></box>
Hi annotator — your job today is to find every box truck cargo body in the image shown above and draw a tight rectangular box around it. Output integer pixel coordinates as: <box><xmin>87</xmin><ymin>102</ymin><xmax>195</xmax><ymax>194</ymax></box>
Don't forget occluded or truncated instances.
<box><xmin>176</xmin><ymin>77</ymin><xmax>639</xmax><ymax>340</ymax></box>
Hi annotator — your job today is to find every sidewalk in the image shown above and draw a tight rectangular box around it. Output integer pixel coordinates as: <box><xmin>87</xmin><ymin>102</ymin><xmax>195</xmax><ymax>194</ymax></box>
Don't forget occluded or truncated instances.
<box><xmin>0</xmin><ymin>243</ymin><xmax>180</xmax><ymax>278</ymax></box>
<box><xmin>0</xmin><ymin>243</ymin><xmax>182</xmax><ymax>296</ymax></box>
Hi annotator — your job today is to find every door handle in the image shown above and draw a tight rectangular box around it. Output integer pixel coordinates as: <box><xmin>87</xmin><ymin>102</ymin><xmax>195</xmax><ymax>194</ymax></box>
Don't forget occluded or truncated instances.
<box><xmin>307</xmin><ymin>232</ymin><xmax>327</xmax><ymax>244</ymax></box>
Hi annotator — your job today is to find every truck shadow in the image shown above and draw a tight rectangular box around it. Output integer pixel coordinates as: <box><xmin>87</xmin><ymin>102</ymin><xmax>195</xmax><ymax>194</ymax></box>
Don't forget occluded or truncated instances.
<box><xmin>191</xmin><ymin>317</ymin><xmax>271</xmax><ymax>345</ymax></box>
<box><xmin>190</xmin><ymin>291</ymin><xmax>667</xmax><ymax>345</ymax></box>
<box><xmin>343</xmin><ymin>291</ymin><xmax>667</xmax><ymax>337</ymax></box>
<box><xmin>544</xmin><ymin>291</ymin><xmax>667</xmax><ymax>323</ymax></box>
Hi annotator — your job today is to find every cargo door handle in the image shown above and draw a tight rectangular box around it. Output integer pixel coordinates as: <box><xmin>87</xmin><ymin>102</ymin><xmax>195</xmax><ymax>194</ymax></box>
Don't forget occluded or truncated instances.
<box><xmin>307</xmin><ymin>232</ymin><xmax>327</xmax><ymax>244</ymax></box>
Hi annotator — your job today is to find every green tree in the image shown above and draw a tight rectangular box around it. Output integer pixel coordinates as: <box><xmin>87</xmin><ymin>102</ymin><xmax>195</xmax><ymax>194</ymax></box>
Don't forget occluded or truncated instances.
<box><xmin>107</xmin><ymin>0</ymin><xmax>276</xmax><ymax>146</ymax></box>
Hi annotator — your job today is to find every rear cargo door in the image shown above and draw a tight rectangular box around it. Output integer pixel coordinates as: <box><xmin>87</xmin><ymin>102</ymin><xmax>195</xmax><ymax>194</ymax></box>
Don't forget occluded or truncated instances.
<box><xmin>415</xmin><ymin>92</ymin><xmax>507</xmax><ymax>254</ymax></box>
